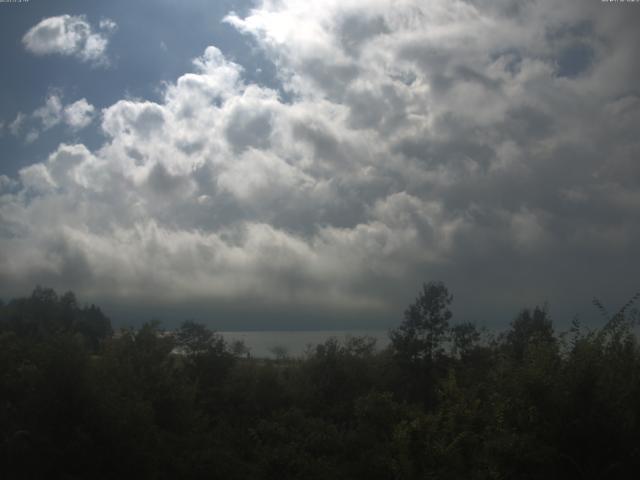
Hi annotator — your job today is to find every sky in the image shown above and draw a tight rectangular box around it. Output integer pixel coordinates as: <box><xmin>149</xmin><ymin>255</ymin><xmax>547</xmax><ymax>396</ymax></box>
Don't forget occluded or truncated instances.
<box><xmin>0</xmin><ymin>0</ymin><xmax>639</xmax><ymax>330</ymax></box>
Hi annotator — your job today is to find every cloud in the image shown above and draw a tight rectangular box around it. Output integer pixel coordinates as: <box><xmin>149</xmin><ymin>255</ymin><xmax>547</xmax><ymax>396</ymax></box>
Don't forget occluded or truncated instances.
<box><xmin>1</xmin><ymin>1</ymin><xmax>639</xmax><ymax>327</ymax></box>
<box><xmin>22</xmin><ymin>15</ymin><xmax>116</xmax><ymax>65</ymax></box>
<box><xmin>98</xmin><ymin>18</ymin><xmax>118</xmax><ymax>33</ymax></box>
<box><xmin>0</xmin><ymin>175</ymin><xmax>18</xmax><ymax>193</ymax></box>
<box><xmin>64</xmin><ymin>99</ymin><xmax>96</xmax><ymax>130</ymax></box>
<box><xmin>33</xmin><ymin>93</ymin><xmax>64</xmax><ymax>130</ymax></box>
<box><xmin>10</xmin><ymin>94</ymin><xmax>96</xmax><ymax>143</ymax></box>
<box><xmin>24</xmin><ymin>130</ymin><xmax>40</xmax><ymax>145</ymax></box>
<box><xmin>9</xmin><ymin>112</ymin><xmax>27</xmax><ymax>137</ymax></box>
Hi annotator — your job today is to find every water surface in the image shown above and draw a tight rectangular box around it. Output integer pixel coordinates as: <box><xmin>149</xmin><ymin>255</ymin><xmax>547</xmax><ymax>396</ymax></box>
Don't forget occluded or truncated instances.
<box><xmin>220</xmin><ymin>330</ymin><xmax>390</xmax><ymax>358</ymax></box>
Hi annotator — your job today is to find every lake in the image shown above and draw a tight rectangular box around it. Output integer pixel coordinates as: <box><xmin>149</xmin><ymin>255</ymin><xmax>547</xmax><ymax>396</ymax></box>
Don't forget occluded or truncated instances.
<box><xmin>219</xmin><ymin>330</ymin><xmax>390</xmax><ymax>358</ymax></box>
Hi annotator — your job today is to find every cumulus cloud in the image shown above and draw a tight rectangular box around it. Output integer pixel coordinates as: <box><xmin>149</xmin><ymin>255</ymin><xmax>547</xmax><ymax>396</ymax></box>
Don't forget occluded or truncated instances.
<box><xmin>64</xmin><ymin>99</ymin><xmax>96</xmax><ymax>130</ymax></box>
<box><xmin>12</xmin><ymin>94</ymin><xmax>96</xmax><ymax>143</ymax></box>
<box><xmin>4</xmin><ymin>93</ymin><xmax>95</xmax><ymax>145</ymax></box>
<box><xmin>1</xmin><ymin>0</ymin><xmax>639</xmax><ymax>327</ymax></box>
<box><xmin>22</xmin><ymin>15</ymin><xmax>116</xmax><ymax>65</ymax></box>
<box><xmin>33</xmin><ymin>93</ymin><xmax>64</xmax><ymax>130</ymax></box>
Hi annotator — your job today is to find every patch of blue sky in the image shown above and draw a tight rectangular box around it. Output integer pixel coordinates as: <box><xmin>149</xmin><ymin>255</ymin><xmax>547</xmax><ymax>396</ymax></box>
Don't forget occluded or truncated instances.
<box><xmin>0</xmin><ymin>0</ymin><xmax>280</xmax><ymax>177</ymax></box>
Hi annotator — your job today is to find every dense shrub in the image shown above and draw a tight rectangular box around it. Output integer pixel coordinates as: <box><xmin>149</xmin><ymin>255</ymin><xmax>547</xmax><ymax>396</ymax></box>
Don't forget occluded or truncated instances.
<box><xmin>1</xmin><ymin>285</ymin><xmax>639</xmax><ymax>479</ymax></box>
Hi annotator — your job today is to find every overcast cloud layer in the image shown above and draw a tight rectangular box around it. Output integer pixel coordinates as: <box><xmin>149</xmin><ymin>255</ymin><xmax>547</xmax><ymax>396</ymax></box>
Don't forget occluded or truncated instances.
<box><xmin>1</xmin><ymin>0</ymin><xmax>639</xmax><ymax>328</ymax></box>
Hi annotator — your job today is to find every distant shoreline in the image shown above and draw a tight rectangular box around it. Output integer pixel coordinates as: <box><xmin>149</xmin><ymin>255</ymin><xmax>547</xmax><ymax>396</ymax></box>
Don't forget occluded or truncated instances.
<box><xmin>218</xmin><ymin>330</ymin><xmax>391</xmax><ymax>358</ymax></box>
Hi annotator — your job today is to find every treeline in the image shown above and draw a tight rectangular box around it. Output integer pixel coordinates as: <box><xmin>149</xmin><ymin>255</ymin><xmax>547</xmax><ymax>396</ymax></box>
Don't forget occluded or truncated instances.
<box><xmin>1</xmin><ymin>283</ymin><xmax>640</xmax><ymax>479</ymax></box>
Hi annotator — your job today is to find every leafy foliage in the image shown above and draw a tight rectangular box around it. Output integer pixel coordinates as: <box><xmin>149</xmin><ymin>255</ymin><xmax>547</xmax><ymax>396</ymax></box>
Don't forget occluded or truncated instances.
<box><xmin>390</xmin><ymin>281</ymin><xmax>453</xmax><ymax>363</ymax></box>
<box><xmin>1</xmin><ymin>285</ymin><xmax>639</xmax><ymax>478</ymax></box>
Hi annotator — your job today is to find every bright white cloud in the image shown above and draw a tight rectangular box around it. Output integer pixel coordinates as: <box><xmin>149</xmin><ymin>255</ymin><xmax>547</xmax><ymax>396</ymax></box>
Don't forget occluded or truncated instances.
<box><xmin>64</xmin><ymin>99</ymin><xmax>96</xmax><ymax>130</ymax></box>
<box><xmin>2</xmin><ymin>1</ymin><xmax>639</xmax><ymax>325</ymax></box>
<box><xmin>22</xmin><ymin>15</ymin><xmax>116</xmax><ymax>65</ymax></box>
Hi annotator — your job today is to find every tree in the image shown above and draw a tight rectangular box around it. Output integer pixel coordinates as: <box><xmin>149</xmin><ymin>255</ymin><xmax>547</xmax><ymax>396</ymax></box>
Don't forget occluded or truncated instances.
<box><xmin>175</xmin><ymin>320</ymin><xmax>222</xmax><ymax>356</ymax></box>
<box><xmin>390</xmin><ymin>281</ymin><xmax>453</xmax><ymax>363</ymax></box>
<box><xmin>75</xmin><ymin>304</ymin><xmax>112</xmax><ymax>351</ymax></box>
<box><xmin>230</xmin><ymin>339</ymin><xmax>251</xmax><ymax>358</ymax></box>
<box><xmin>175</xmin><ymin>320</ymin><xmax>235</xmax><ymax>411</ymax></box>
<box><xmin>269</xmin><ymin>345</ymin><xmax>289</xmax><ymax>362</ymax></box>
<box><xmin>0</xmin><ymin>287</ymin><xmax>112</xmax><ymax>351</ymax></box>
<box><xmin>503</xmin><ymin>305</ymin><xmax>555</xmax><ymax>362</ymax></box>
<box><xmin>450</xmin><ymin>322</ymin><xmax>481</xmax><ymax>359</ymax></box>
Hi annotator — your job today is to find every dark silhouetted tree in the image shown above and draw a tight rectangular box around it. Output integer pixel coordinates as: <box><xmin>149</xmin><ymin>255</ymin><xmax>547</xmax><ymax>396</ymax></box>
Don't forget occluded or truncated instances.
<box><xmin>450</xmin><ymin>321</ymin><xmax>481</xmax><ymax>359</ymax></box>
<box><xmin>390</xmin><ymin>281</ymin><xmax>453</xmax><ymax>363</ymax></box>
<box><xmin>503</xmin><ymin>305</ymin><xmax>555</xmax><ymax>362</ymax></box>
<box><xmin>176</xmin><ymin>319</ymin><xmax>222</xmax><ymax>355</ymax></box>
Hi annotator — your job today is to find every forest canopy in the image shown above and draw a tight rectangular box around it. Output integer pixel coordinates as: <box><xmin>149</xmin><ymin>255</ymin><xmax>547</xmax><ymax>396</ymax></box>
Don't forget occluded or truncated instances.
<box><xmin>1</xmin><ymin>284</ymin><xmax>639</xmax><ymax>479</ymax></box>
